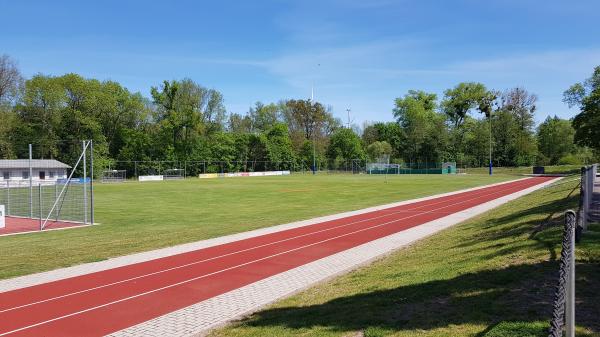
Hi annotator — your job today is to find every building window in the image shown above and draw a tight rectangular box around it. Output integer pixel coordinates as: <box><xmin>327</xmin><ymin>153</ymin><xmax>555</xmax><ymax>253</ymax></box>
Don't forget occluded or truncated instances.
<box><xmin>22</xmin><ymin>171</ymin><xmax>29</xmax><ymax>179</ymax></box>
<box><xmin>49</xmin><ymin>171</ymin><xmax>55</xmax><ymax>178</ymax></box>
<box><xmin>2</xmin><ymin>171</ymin><xmax>9</xmax><ymax>180</ymax></box>
<box><xmin>39</xmin><ymin>171</ymin><xmax>46</xmax><ymax>180</ymax></box>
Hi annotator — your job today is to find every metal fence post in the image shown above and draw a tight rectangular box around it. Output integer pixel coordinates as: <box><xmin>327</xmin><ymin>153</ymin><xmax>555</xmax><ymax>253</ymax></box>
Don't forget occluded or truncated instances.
<box><xmin>38</xmin><ymin>184</ymin><xmax>43</xmax><ymax>231</ymax></box>
<box><xmin>83</xmin><ymin>140</ymin><xmax>88</xmax><ymax>225</ymax></box>
<box><xmin>565</xmin><ymin>210</ymin><xmax>576</xmax><ymax>337</ymax></box>
<box><xmin>90</xmin><ymin>139</ymin><xmax>94</xmax><ymax>225</ymax></box>
<box><xmin>6</xmin><ymin>180</ymin><xmax>9</xmax><ymax>216</ymax></box>
<box><xmin>580</xmin><ymin>167</ymin><xmax>587</xmax><ymax>231</ymax></box>
<box><xmin>548</xmin><ymin>210</ymin><xmax>577</xmax><ymax>337</ymax></box>
<box><xmin>54</xmin><ymin>182</ymin><xmax>58</xmax><ymax>221</ymax></box>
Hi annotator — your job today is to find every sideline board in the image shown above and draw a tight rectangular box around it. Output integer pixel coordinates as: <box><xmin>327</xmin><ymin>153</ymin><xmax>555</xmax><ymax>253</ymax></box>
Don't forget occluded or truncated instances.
<box><xmin>138</xmin><ymin>175</ymin><xmax>164</xmax><ymax>182</ymax></box>
<box><xmin>199</xmin><ymin>171</ymin><xmax>291</xmax><ymax>179</ymax></box>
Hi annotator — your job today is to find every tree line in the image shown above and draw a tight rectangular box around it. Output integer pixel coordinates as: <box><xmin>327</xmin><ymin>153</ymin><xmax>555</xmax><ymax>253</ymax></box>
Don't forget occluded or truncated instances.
<box><xmin>0</xmin><ymin>54</ymin><xmax>598</xmax><ymax>173</ymax></box>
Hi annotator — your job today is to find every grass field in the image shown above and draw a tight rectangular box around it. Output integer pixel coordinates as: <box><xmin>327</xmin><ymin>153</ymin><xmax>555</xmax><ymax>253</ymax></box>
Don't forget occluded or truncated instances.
<box><xmin>209</xmin><ymin>179</ymin><xmax>600</xmax><ymax>337</ymax></box>
<box><xmin>0</xmin><ymin>174</ymin><xmax>516</xmax><ymax>280</ymax></box>
<box><xmin>464</xmin><ymin>165</ymin><xmax>582</xmax><ymax>175</ymax></box>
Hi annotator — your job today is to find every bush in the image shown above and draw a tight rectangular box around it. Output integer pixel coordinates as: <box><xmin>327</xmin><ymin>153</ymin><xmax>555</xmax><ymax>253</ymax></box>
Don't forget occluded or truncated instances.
<box><xmin>558</xmin><ymin>154</ymin><xmax>581</xmax><ymax>165</ymax></box>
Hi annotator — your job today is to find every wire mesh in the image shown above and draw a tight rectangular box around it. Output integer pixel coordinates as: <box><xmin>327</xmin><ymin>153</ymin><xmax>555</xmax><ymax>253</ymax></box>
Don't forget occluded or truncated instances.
<box><xmin>0</xmin><ymin>140</ymin><xmax>94</xmax><ymax>230</ymax></box>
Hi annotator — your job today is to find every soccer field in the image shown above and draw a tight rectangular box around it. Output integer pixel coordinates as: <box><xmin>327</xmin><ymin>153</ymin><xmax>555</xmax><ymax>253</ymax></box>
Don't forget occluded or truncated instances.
<box><xmin>0</xmin><ymin>174</ymin><xmax>515</xmax><ymax>279</ymax></box>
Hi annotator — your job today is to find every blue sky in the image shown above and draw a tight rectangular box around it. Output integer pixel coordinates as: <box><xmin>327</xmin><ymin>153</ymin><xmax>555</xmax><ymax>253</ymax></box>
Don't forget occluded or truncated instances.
<box><xmin>1</xmin><ymin>0</ymin><xmax>599</xmax><ymax>126</ymax></box>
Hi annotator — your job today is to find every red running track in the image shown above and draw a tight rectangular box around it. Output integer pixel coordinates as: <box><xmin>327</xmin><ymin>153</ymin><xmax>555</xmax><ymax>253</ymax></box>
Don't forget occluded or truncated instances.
<box><xmin>0</xmin><ymin>177</ymin><xmax>554</xmax><ymax>337</ymax></box>
<box><xmin>0</xmin><ymin>217</ymin><xmax>87</xmax><ymax>236</ymax></box>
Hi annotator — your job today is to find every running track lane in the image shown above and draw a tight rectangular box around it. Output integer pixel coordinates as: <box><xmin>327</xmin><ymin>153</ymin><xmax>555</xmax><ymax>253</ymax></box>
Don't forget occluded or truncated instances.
<box><xmin>0</xmin><ymin>177</ymin><xmax>554</xmax><ymax>337</ymax></box>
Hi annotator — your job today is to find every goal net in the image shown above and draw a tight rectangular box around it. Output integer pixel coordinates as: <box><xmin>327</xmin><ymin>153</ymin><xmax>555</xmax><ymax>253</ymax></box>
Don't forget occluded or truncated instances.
<box><xmin>366</xmin><ymin>154</ymin><xmax>399</xmax><ymax>174</ymax></box>
<box><xmin>0</xmin><ymin>140</ymin><xmax>95</xmax><ymax>231</ymax></box>
<box><xmin>102</xmin><ymin>170</ymin><xmax>126</xmax><ymax>183</ymax></box>
<box><xmin>163</xmin><ymin>168</ymin><xmax>185</xmax><ymax>180</ymax></box>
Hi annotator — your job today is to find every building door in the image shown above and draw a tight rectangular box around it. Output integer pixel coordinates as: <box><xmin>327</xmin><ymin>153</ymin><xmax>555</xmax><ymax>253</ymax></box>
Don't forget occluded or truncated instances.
<box><xmin>39</xmin><ymin>171</ymin><xmax>46</xmax><ymax>180</ymax></box>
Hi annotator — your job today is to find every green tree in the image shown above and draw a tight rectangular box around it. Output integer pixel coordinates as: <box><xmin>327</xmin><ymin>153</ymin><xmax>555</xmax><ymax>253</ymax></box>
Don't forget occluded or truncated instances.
<box><xmin>15</xmin><ymin>74</ymin><xmax>66</xmax><ymax>157</ymax></box>
<box><xmin>564</xmin><ymin>66</ymin><xmax>600</xmax><ymax>151</ymax></box>
<box><xmin>498</xmin><ymin>87</ymin><xmax>537</xmax><ymax>165</ymax></box>
<box><xmin>393</xmin><ymin>90</ymin><xmax>447</xmax><ymax>163</ymax></box>
<box><xmin>151</xmin><ymin>79</ymin><xmax>227</xmax><ymax>160</ymax></box>
<box><xmin>0</xmin><ymin>109</ymin><xmax>18</xmax><ymax>158</ymax></box>
<box><xmin>362</xmin><ymin>122</ymin><xmax>404</xmax><ymax>160</ymax></box>
<box><xmin>461</xmin><ymin>117</ymin><xmax>490</xmax><ymax>167</ymax></box>
<box><xmin>537</xmin><ymin>116</ymin><xmax>576</xmax><ymax>165</ymax></box>
<box><xmin>264</xmin><ymin>123</ymin><xmax>295</xmax><ymax>169</ymax></box>
<box><xmin>326</xmin><ymin>128</ymin><xmax>365</xmax><ymax>169</ymax></box>
<box><xmin>249</xmin><ymin>102</ymin><xmax>281</xmax><ymax>132</ymax></box>
<box><xmin>441</xmin><ymin>82</ymin><xmax>497</xmax><ymax>163</ymax></box>
<box><xmin>441</xmin><ymin>82</ymin><xmax>490</xmax><ymax>128</ymax></box>
<box><xmin>0</xmin><ymin>54</ymin><xmax>23</xmax><ymax>105</ymax></box>
<box><xmin>366</xmin><ymin>141</ymin><xmax>392</xmax><ymax>161</ymax></box>
<box><xmin>283</xmin><ymin>99</ymin><xmax>340</xmax><ymax>165</ymax></box>
<box><xmin>228</xmin><ymin>113</ymin><xmax>252</xmax><ymax>133</ymax></box>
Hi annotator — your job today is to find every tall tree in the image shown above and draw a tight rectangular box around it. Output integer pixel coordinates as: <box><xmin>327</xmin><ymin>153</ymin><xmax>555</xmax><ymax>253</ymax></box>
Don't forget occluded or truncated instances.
<box><xmin>228</xmin><ymin>113</ymin><xmax>253</xmax><ymax>133</ymax></box>
<box><xmin>16</xmin><ymin>74</ymin><xmax>68</xmax><ymax>157</ymax></box>
<box><xmin>564</xmin><ymin>66</ymin><xmax>600</xmax><ymax>151</ymax></box>
<box><xmin>498</xmin><ymin>87</ymin><xmax>537</xmax><ymax>165</ymax></box>
<box><xmin>441</xmin><ymin>82</ymin><xmax>490</xmax><ymax>128</ymax></box>
<box><xmin>393</xmin><ymin>90</ymin><xmax>447</xmax><ymax>163</ymax></box>
<box><xmin>151</xmin><ymin>79</ymin><xmax>227</xmax><ymax>159</ymax></box>
<box><xmin>326</xmin><ymin>128</ymin><xmax>365</xmax><ymax>169</ymax></box>
<box><xmin>366</xmin><ymin>141</ymin><xmax>392</xmax><ymax>162</ymax></box>
<box><xmin>362</xmin><ymin>122</ymin><xmax>404</xmax><ymax>159</ymax></box>
<box><xmin>283</xmin><ymin>99</ymin><xmax>340</xmax><ymax>163</ymax></box>
<box><xmin>537</xmin><ymin>116</ymin><xmax>576</xmax><ymax>165</ymax></box>
<box><xmin>441</xmin><ymin>82</ymin><xmax>496</xmax><ymax>164</ymax></box>
<box><xmin>500</xmin><ymin>87</ymin><xmax>537</xmax><ymax>132</ymax></box>
<box><xmin>283</xmin><ymin>99</ymin><xmax>327</xmax><ymax>140</ymax></box>
<box><xmin>248</xmin><ymin>102</ymin><xmax>281</xmax><ymax>132</ymax></box>
<box><xmin>0</xmin><ymin>54</ymin><xmax>23</xmax><ymax>105</ymax></box>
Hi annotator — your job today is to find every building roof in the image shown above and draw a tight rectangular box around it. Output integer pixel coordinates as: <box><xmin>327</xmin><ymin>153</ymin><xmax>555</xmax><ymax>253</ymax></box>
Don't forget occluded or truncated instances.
<box><xmin>0</xmin><ymin>159</ymin><xmax>71</xmax><ymax>169</ymax></box>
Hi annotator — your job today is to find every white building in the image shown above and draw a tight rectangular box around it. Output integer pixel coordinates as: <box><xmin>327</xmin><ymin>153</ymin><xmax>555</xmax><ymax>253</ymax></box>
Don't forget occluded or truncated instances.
<box><xmin>0</xmin><ymin>159</ymin><xmax>70</xmax><ymax>186</ymax></box>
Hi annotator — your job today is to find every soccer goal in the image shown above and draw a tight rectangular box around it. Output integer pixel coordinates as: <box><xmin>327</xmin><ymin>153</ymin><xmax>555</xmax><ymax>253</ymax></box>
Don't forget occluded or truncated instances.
<box><xmin>102</xmin><ymin>170</ymin><xmax>126</xmax><ymax>183</ymax></box>
<box><xmin>163</xmin><ymin>168</ymin><xmax>185</xmax><ymax>180</ymax></box>
<box><xmin>366</xmin><ymin>163</ymin><xmax>400</xmax><ymax>174</ymax></box>
<box><xmin>366</xmin><ymin>154</ymin><xmax>399</xmax><ymax>174</ymax></box>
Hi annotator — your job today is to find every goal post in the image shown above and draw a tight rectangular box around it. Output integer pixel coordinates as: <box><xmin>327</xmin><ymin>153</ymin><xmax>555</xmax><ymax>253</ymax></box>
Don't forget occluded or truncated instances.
<box><xmin>163</xmin><ymin>168</ymin><xmax>185</xmax><ymax>180</ymax></box>
<box><xmin>41</xmin><ymin>140</ymin><xmax>94</xmax><ymax>229</ymax></box>
<box><xmin>102</xmin><ymin>170</ymin><xmax>127</xmax><ymax>183</ymax></box>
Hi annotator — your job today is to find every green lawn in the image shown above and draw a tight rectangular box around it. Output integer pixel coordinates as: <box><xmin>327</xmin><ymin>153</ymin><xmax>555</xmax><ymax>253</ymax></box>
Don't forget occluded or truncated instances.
<box><xmin>210</xmin><ymin>179</ymin><xmax>600</xmax><ymax>337</ymax></box>
<box><xmin>464</xmin><ymin>165</ymin><xmax>582</xmax><ymax>175</ymax></box>
<box><xmin>0</xmin><ymin>174</ymin><xmax>515</xmax><ymax>279</ymax></box>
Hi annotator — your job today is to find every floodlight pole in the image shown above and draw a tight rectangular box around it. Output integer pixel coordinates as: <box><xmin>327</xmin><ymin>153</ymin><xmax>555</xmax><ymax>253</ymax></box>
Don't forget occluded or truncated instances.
<box><xmin>311</xmin><ymin>83</ymin><xmax>316</xmax><ymax>175</ymax></box>
<box><xmin>488</xmin><ymin>112</ymin><xmax>493</xmax><ymax>176</ymax></box>
<box><xmin>29</xmin><ymin>143</ymin><xmax>33</xmax><ymax>218</ymax></box>
<box><xmin>346</xmin><ymin>108</ymin><xmax>351</xmax><ymax>129</ymax></box>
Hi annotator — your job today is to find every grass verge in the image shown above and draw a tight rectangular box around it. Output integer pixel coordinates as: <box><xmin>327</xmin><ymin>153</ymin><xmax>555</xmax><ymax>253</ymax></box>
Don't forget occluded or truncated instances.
<box><xmin>210</xmin><ymin>180</ymin><xmax>600</xmax><ymax>337</ymax></box>
<box><xmin>0</xmin><ymin>174</ymin><xmax>514</xmax><ymax>279</ymax></box>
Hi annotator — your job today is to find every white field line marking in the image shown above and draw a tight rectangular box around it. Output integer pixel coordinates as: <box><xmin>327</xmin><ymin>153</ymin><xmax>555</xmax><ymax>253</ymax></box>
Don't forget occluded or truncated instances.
<box><xmin>0</xmin><ymin>179</ymin><xmax>542</xmax><ymax>336</ymax></box>
<box><xmin>0</xmin><ymin>179</ymin><xmax>535</xmax><ymax>315</ymax></box>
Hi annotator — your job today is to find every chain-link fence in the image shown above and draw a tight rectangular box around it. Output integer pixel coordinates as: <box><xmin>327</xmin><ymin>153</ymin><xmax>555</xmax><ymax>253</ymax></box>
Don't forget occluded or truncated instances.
<box><xmin>0</xmin><ymin>140</ymin><xmax>94</xmax><ymax>232</ymax></box>
<box><xmin>101</xmin><ymin>160</ymin><xmax>470</xmax><ymax>178</ymax></box>
<box><xmin>548</xmin><ymin>210</ymin><xmax>576</xmax><ymax>337</ymax></box>
<box><xmin>547</xmin><ymin>164</ymin><xmax>598</xmax><ymax>337</ymax></box>
<box><xmin>105</xmin><ymin>160</ymin><xmax>336</xmax><ymax>179</ymax></box>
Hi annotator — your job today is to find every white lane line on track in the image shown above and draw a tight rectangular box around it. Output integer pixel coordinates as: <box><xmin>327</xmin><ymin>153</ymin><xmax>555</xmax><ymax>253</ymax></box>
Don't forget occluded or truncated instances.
<box><xmin>0</xmin><ymin>179</ymin><xmax>543</xmax><ymax>336</ymax></box>
<box><xmin>0</xmin><ymin>179</ymin><xmax>536</xmax><ymax>316</ymax></box>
